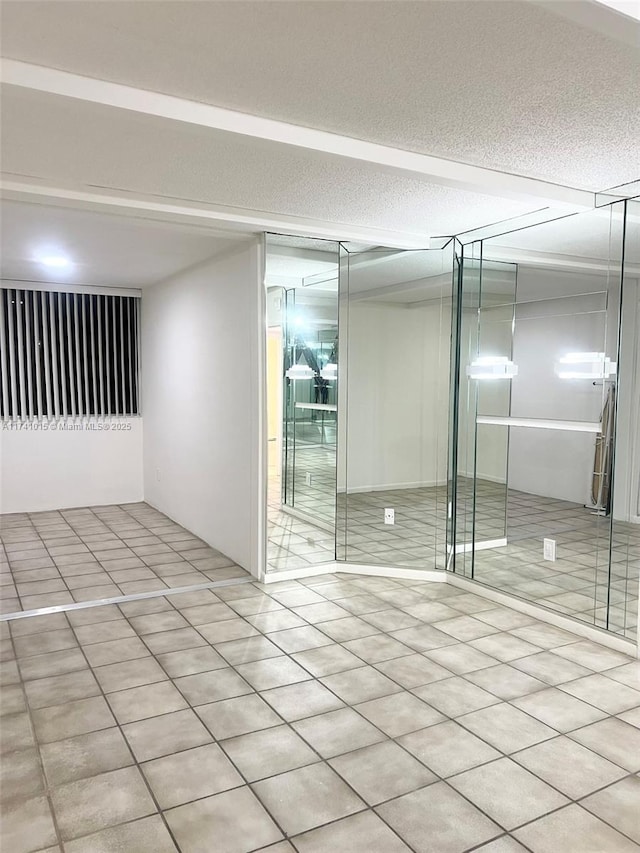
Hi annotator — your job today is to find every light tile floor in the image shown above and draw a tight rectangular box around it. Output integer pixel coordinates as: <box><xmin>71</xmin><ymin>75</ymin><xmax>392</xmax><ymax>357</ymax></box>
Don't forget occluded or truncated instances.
<box><xmin>0</xmin><ymin>504</ymin><xmax>248</xmax><ymax>614</ymax></box>
<box><xmin>1</xmin><ymin>571</ymin><xmax>639</xmax><ymax>853</ymax></box>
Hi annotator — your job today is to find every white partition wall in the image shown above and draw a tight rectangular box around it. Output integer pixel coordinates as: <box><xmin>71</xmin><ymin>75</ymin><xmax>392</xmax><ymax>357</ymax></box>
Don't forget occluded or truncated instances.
<box><xmin>142</xmin><ymin>237</ymin><xmax>263</xmax><ymax>576</ymax></box>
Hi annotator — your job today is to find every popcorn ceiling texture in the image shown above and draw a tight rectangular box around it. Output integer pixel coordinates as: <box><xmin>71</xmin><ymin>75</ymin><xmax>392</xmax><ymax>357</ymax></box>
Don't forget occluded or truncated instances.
<box><xmin>1</xmin><ymin>0</ymin><xmax>638</xmax><ymax>190</ymax></box>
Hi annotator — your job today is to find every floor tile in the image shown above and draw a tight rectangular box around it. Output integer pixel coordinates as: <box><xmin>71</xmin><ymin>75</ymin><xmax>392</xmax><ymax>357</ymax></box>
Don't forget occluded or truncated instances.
<box><xmin>458</xmin><ymin>703</ymin><xmax>556</xmax><ymax>753</ymax></box>
<box><xmin>355</xmin><ymin>691</ymin><xmax>444</xmax><ymax>737</ymax></box>
<box><xmin>63</xmin><ymin>813</ymin><xmax>178</xmax><ymax>853</ymax></box>
<box><xmin>260</xmin><ymin>679</ymin><xmax>344</xmax><ymax>721</ymax></box>
<box><xmin>235</xmin><ymin>657</ymin><xmax>312</xmax><ymax>691</ymax></box>
<box><xmin>94</xmin><ymin>657</ymin><xmax>168</xmax><ymax>693</ymax></box>
<box><xmin>32</xmin><ymin>696</ymin><xmax>116</xmax><ymax>744</ymax></box>
<box><xmin>174</xmin><ymin>668</ymin><xmax>253</xmax><ymax>705</ymax></box>
<box><xmin>215</xmin><ymin>635</ymin><xmax>284</xmax><ymax>664</ymax></box>
<box><xmin>156</xmin><ymin>645</ymin><xmax>227</xmax><ymax>677</ymax></box>
<box><xmin>513</xmin><ymin>687</ymin><xmax>607</xmax><ymax>732</ymax></box>
<box><xmin>399</xmin><ymin>720</ymin><xmax>501</xmax><ymax>777</ymax></box>
<box><xmin>51</xmin><ymin>765</ymin><xmax>156</xmax><ymax>841</ymax></box>
<box><xmin>253</xmin><ymin>762</ymin><xmax>364</xmax><ymax>836</ymax></box>
<box><xmin>568</xmin><ymin>717</ymin><xmax>640</xmax><ymax>772</ymax></box>
<box><xmin>83</xmin><ymin>637</ymin><xmax>150</xmax><ymax>667</ymax></box>
<box><xmin>329</xmin><ymin>740</ymin><xmax>435</xmax><ymax>805</ymax></box>
<box><xmin>449</xmin><ymin>757</ymin><xmax>569</xmax><ymax>830</ymax></box>
<box><xmin>74</xmin><ymin>620</ymin><xmax>136</xmax><ymax>645</ymax></box>
<box><xmin>292</xmin><ymin>810</ymin><xmax>411</xmax><ymax>853</ymax></box>
<box><xmin>40</xmin><ymin>726</ymin><xmax>133</xmax><ymax>786</ymax></box>
<box><xmin>221</xmin><ymin>724</ymin><xmax>319</xmax><ymax>781</ymax></box>
<box><xmin>375</xmin><ymin>653</ymin><xmax>452</xmax><ymax>688</ymax></box>
<box><xmin>13</xmin><ymin>628</ymin><xmax>77</xmax><ymax>658</ymax></box>
<box><xmin>122</xmin><ymin>708</ymin><xmax>212</xmax><ymax>762</ymax></box>
<box><xmin>473</xmin><ymin>836</ymin><xmax>536</xmax><ymax>851</ymax></box>
<box><xmin>390</xmin><ymin>624</ymin><xmax>459</xmax><ymax>651</ymax></box>
<box><xmin>196</xmin><ymin>693</ymin><xmax>282</xmax><ymax>739</ymax></box>
<box><xmin>317</xmin><ymin>616</ymin><xmax>381</xmax><ymax>642</ymax></box>
<box><xmin>512</xmin><ymin>735</ymin><xmax>628</xmax><ymax>799</ymax></box>
<box><xmin>291</xmin><ymin>643</ymin><xmax>363</xmax><ymax>676</ymax></box>
<box><xmin>559</xmin><ymin>672</ymin><xmax>640</xmax><ymax>714</ymax></box>
<box><xmin>342</xmin><ymin>634</ymin><xmax>414</xmax><ymax>664</ymax></box>
<box><xmin>107</xmin><ymin>680</ymin><xmax>188</xmax><ymax>723</ymax></box>
<box><xmin>142</xmin><ymin>627</ymin><xmax>207</xmax><ymax>655</ymax></box>
<box><xmin>292</xmin><ymin>706</ymin><xmax>386</xmax><ymax>758</ymax></box>
<box><xmin>376</xmin><ymin>781</ymin><xmax>501</xmax><ymax>853</ymax></box>
<box><xmin>0</xmin><ymin>795</ymin><xmax>57</xmax><ymax>853</ymax></box>
<box><xmin>553</xmin><ymin>640</ymin><xmax>633</xmax><ymax>672</ymax></box>
<box><xmin>320</xmin><ymin>666</ymin><xmax>401</xmax><ymax>703</ymax></box>
<box><xmin>0</xmin><ymin>747</ymin><xmax>44</xmax><ymax>803</ymax></box>
<box><xmin>165</xmin><ymin>786</ymin><xmax>283</xmax><ymax>853</ymax></box>
<box><xmin>24</xmin><ymin>669</ymin><xmax>100</xmax><ymax>710</ymax></box>
<box><xmin>510</xmin><ymin>651</ymin><xmax>592</xmax><ymax>685</ymax></box>
<box><xmin>414</xmin><ymin>676</ymin><xmax>501</xmax><ymax>717</ymax></box>
<box><xmin>142</xmin><ymin>742</ymin><xmax>243</xmax><ymax>808</ymax></box>
<box><xmin>514</xmin><ymin>803</ymin><xmax>640</xmax><ymax>853</ymax></box>
<box><xmin>580</xmin><ymin>776</ymin><xmax>640</xmax><ymax>844</ymax></box>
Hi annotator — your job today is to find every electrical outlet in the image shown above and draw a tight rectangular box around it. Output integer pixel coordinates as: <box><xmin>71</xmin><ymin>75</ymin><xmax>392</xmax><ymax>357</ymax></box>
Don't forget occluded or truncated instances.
<box><xmin>543</xmin><ymin>538</ymin><xmax>556</xmax><ymax>561</ymax></box>
<box><xmin>305</xmin><ymin>472</ymin><xmax>313</xmax><ymax>486</ymax></box>
<box><xmin>155</xmin><ymin>468</ymin><xmax>161</xmax><ymax>483</ymax></box>
<box><xmin>384</xmin><ymin>508</ymin><xmax>395</xmax><ymax>525</ymax></box>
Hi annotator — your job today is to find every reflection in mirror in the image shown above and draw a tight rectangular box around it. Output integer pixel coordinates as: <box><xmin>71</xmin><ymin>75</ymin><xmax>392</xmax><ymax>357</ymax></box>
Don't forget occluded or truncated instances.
<box><xmin>452</xmin><ymin>202</ymin><xmax>638</xmax><ymax>640</ymax></box>
<box><xmin>265</xmin><ymin>234</ymin><xmax>339</xmax><ymax>573</ymax></box>
<box><xmin>337</xmin><ymin>244</ymin><xmax>453</xmax><ymax>569</ymax></box>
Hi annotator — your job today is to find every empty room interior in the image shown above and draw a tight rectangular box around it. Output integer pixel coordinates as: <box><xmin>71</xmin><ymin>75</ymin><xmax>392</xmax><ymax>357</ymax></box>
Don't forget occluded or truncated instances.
<box><xmin>0</xmin><ymin>2</ymin><xmax>639</xmax><ymax>853</ymax></box>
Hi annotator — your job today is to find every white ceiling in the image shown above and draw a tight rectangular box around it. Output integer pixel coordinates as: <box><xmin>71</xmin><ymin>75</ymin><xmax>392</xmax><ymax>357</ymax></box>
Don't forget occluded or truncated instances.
<box><xmin>1</xmin><ymin>0</ymin><xmax>637</xmax><ymax>191</ymax></box>
<box><xmin>0</xmin><ymin>200</ymin><xmax>244</xmax><ymax>287</ymax></box>
<box><xmin>0</xmin><ymin>86</ymin><xmax>545</xmax><ymax>243</ymax></box>
<box><xmin>0</xmin><ymin>0</ymin><xmax>637</xmax><ymax>264</ymax></box>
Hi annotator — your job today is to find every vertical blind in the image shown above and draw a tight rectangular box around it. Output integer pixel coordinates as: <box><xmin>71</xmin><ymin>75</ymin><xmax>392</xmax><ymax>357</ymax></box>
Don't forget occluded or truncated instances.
<box><xmin>0</xmin><ymin>287</ymin><xmax>140</xmax><ymax>420</ymax></box>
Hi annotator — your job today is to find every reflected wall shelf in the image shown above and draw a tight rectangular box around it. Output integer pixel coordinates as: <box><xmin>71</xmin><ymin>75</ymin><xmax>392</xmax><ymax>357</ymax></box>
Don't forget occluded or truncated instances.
<box><xmin>476</xmin><ymin>415</ymin><xmax>601</xmax><ymax>433</ymax></box>
<box><xmin>295</xmin><ymin>403</ymin><xmax>338</xmax><ymax>412</ymax></box>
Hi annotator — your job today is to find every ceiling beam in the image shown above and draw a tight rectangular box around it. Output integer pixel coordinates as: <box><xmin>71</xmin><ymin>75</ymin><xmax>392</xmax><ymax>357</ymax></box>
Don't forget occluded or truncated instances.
<box><xmin>0</xmin><ymin>178</ymin><xmax>431</xmax><ymax>250</ymax></box>
<box><xmin>1</xmin><ymin>59</ymin><xmax>595</xmax><ymax>210</ymax></box>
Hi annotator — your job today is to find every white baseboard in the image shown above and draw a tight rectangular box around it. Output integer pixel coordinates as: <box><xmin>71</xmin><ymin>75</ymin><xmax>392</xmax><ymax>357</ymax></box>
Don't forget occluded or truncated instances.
<box><xmin>264</xmin><ymin>559</ymin><xmax>638</xmax><ymax>657</ymax></box>
<box><xmin>447</xmin><ymin>572</ymin><xmax>638</xmax><ymax>658</ymax></box>
<box><xmin>338</xmin><ymin>479</ymin><xmax>447</xmax><ymax>495</ymax></box>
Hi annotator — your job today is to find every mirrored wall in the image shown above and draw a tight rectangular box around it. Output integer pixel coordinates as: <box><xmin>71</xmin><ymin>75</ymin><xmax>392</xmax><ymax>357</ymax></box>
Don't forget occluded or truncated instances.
<box><xmin>265</xmin><ymin>235</ymin><xmax>339</xmax><ymax>572</ymax></box>
<box><xmin>264</xmin><ymin>200</ymin><xmax>639</xmax><ymax>644</ymax></box>
<box><xmin>336</xmin><ymin>243</ymin><xmax>453</xmax><ymax>570</ymax></box>
<box><xmin>449</xmin><ymin>200</ymin><xmax>639</xmax><ymax>640</ymax></box>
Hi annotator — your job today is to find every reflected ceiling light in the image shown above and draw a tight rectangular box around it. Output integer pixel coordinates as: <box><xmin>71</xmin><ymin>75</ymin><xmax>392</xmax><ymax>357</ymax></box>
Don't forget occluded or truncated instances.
<box><xmin>555</xmin><ymin>352</ymin><xmax>617</xmax><ymax>380</ymax></box>
<box><xmin>467</xmin><ymin>356</ymin><xmax>518</xmax><ymax>380</ymax></box>
<box><xmin>285</xmin><ymin>364</ymin><xmax>315</xmax><ymax>380</ymax></box>
<box><xmin>320</xmin><ymin>363</ymin><xmax>337</xmax><ymax>380</ymax></box>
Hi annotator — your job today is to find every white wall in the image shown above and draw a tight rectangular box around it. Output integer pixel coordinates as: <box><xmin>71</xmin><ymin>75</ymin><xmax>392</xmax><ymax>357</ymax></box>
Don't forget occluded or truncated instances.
<box><xmin>142</xmin><ymin>239</ymin><xmax>263</xmax><ymax>576</ymax></box>
<box><xmin>343</xmin><ymin>298</ymin><xmax>451</xmax><ymax>491</ymax></box>
<box><xmin>0</xmin><ymin>418</ymin><xmax>143</xmax><ymax>513</ymax></box>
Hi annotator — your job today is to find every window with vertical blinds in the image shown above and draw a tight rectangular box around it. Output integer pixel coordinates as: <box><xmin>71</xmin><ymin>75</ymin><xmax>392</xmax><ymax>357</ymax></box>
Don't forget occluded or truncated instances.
<box><xmin>0</xmin><ymin>287</ymin><xmax>141</xmax><ymax>420</ymax></box>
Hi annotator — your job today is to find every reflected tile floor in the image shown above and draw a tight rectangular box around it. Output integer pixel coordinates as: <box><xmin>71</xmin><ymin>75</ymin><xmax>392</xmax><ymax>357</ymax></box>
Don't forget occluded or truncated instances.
<box><xmin>1</xmin><ymin>572</ymin><xmax>639</xmax><ymax>852</ymax></box>
<box><xmin>0</xmin><ymin>503</ymin><xmax>248</xmax><ymax>614</ymax></box>
<box><xmin>268</xmin><ymin>461</ymin><xmax>639</xmax><ymax>640</ymax></box>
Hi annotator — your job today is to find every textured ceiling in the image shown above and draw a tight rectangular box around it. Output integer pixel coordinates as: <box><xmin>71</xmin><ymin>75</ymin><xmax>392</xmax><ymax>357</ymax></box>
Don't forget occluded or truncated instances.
<box><xmin>0</xmin><ymin>200</ymin><xmax>243</xmax><ymax>287</ymax></box>
<box><xmin>0</xmin><ymin>87</ymin><xmax>546</xmax><ymax>242</ymax></box>
<box><xmin>1</xmin><ymin>0</ymin><xmax>638</xmax><ymax>190</ymax></box>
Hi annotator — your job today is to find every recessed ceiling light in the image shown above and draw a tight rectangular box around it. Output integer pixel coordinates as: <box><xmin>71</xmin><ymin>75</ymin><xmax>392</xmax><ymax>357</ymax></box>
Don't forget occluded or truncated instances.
<box><xmin>39</xmin><ymin>255</ymin><xmax>71</xmax><ymax>268</ymax></box>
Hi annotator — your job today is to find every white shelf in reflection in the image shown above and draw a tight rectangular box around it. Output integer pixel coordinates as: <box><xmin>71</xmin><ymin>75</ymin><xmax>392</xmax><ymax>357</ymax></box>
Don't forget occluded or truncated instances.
<box><xmin>476</xmin><ymin>415</ymin><xmax>601</xmax><ymax>433</ymax></box>
<box><xmin>294</xmin><ymin>403</ymin><xmax>337</xmax><ymax>412</ymax></box>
